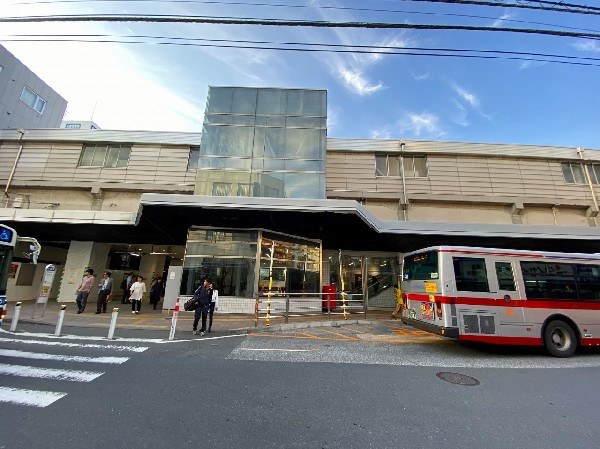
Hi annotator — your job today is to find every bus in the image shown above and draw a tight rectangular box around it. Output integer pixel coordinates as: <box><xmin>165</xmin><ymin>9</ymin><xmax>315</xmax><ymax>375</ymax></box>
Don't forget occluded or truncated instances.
<box><xmin>401</xmin><ymin>246</ymin><xmax>600</xmax><ymax>357</ymax></box>
<box><xmin>0</xmin><ymin>224</ymin><xmax>40</xmax><ymax>324</ymax></box>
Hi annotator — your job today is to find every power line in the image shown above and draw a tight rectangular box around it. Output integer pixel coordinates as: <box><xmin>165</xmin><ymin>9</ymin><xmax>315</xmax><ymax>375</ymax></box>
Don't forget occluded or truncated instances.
<box><xmin>8</xmin><ymin>0</ymin><xmax>600</xmax><ymax>34</ymax></box>
<box><xmin>2</xmin><ymin>14</ymin><xmax>600</xmax><ymax>40</ymax></box>
<box><xmin>2</xmin><ymin>34</ymin><xmax>599</xmax><ymax>67</ymax></box>
<box><xmin>10</xmin><ymin>0</ymin><xmax>600</xmax><ymax>16</ymax></box>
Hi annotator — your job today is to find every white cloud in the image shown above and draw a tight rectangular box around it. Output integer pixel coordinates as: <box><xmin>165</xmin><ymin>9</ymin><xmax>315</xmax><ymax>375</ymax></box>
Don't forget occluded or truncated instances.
<box><xmin>412</xmin><ymin>71</ymin><xmax>430</xmax><ymax>81</ymax></box>
<box><xmin>370</xmin><ymin>127</ymin><xmax>393</xmax><ymax>139</ymax></box>
<box><xmin>452</xmin><ymin>84</ymin><xmax>479</xmax><ymax>108</ymax></box>
<box><xmin>451</xmin><ymin>100</ymin><xmax>469</xmax><ymax>127</ymax></box>
<box><xmin>573</xmin><ymin>40</ymin><xmax>600</xmax><ymax>53</ymax></box>
<box><xmin>491</xmin><ymin>14</ymin><xmax>514</xmax><ymax>28</ymax></box>
<box><xmin>337</xmin><ymin>67</ymin><xmax>383</xmax><ymax>96</ymax></box>
<box><xmin>399</xmin><ymin>112</ymin><xmax>444</xmax><ymax>138</ymax></box>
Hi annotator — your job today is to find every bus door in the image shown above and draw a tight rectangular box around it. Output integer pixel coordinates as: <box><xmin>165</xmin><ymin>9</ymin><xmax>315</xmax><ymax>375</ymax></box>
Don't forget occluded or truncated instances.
<box><xmin>489</xmin><ymin>258</ymin><xmax>525</xmax><ymax>337</ymax></box>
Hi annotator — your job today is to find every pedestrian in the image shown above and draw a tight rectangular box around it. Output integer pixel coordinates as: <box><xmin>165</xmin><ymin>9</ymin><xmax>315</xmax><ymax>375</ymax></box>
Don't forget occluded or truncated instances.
<box><xmin>391</xmin><ymin>283</ymin><xmax>403</xmax><ymax>319</ymax></box>
<box><xmin>192</xmin><ymin>278</ymin><xmax>213</xmax><ymax>336</ymax></box>
<box><xmin>125</xmin><ymin>272</ymin><xmax>134</xmax><ymax>303</ymax></box>
<box><xmin>208</xmin><ymin>281</ymin><xmax>219</xmax><ymax>333</ymax></box>
<box><xmin>120</xmin><ymin>274</ymin><xmax>129</xmax><ymax>304</ymax></box>
<box><xmin>75</xmin><ymin>268</ymin><xmax>94</xmax><ymax>314</ymax></box>
<box><xmin>95</xmin><ymin>271</ymin><xmax>113</xmax><ymax>314</ymax></box>
<box><xmin>149</xmin><ymin>278</ymin><xmax>164</xmax><ymax>310</ymax></box>
<box><xmin>129</xmin><ymin>275</ymin><xmax>146</xmax><ymax>314</ymax></box>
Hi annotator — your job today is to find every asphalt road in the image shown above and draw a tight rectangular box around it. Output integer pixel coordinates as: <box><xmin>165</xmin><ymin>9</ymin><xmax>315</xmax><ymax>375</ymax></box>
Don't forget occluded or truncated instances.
<box><xmin>1</xmin><ymin>323</ymin><xmax>600</xmax><ymax>449</ymax></box>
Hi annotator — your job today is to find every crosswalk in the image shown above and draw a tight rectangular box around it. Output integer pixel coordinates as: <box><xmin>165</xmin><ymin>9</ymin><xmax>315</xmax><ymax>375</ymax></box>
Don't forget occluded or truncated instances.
<box><xmin>0</xmin><ymin>336</ymin><xmax>148</xmax><ymax>408</ymax></box>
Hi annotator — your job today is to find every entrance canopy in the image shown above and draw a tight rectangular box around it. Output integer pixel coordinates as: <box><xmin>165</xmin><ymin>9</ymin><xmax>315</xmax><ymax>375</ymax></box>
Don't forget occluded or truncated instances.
<box><xmin>137</xmin><ymin>194</ymin><xmax>600</xmax><ymax>253</ymax></box>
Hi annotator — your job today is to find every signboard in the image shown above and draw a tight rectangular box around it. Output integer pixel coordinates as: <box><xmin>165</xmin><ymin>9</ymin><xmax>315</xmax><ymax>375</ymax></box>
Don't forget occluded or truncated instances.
<box><xmin>36</xmin><ymin>264</ymin><xmax>56</xmax><ymax>304</ymax></box>
<box><xmin>0</xmin><ymin>225</ymin><xmax>15</xmax><ymax>245</ymax></box>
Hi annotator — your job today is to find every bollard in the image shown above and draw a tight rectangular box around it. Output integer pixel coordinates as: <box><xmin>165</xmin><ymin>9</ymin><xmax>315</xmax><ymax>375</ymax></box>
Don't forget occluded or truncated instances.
<box><xmin>107</xmin><ymin>307</ymin><xmax>119</xmax><ymax>340</ymax></box>
<box><xmin>285</xmin><ymin>295</ymin><xmax>289</xmax><ymax>324</ymax></box>
<box><xmin>168</xmin><ymin>298</ymin><xmax>180</xmax><ymax>341</ymax></box>
<box><xmin>254</xmin><ymin>297</ymin><xmax>259</xmax><ymax>328</ymax></box>
<box><xmin>10</xmin><ymin>302</ymin><xmax>22</xmax><ymax>332</ymax></box>
<box><xmin>54</xmin><ymin>305</ymin><xmax>67</xmax><ymax>336</ymax></box>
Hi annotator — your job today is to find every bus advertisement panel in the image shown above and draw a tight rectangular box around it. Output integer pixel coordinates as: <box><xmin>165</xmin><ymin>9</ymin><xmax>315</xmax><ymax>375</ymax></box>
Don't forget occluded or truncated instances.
<box><xmin>401</xmin><ymin>246</ymin><xmax>600</xmax><ymax>357</ymax></box>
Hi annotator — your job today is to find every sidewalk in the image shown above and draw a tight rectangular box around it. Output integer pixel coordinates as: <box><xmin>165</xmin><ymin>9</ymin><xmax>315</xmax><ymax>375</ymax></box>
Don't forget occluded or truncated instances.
<box><xmin>1</xmin><ymin>299</ymin><xmax>394</xmax><ymax>338</ymax></box>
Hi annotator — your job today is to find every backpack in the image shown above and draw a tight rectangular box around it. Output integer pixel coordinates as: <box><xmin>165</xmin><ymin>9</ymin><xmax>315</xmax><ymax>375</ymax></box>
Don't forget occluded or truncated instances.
<box><xmin>184</xmin><ymin>297</ymin><xmax>198</xmax><ymax>311</ymax></box>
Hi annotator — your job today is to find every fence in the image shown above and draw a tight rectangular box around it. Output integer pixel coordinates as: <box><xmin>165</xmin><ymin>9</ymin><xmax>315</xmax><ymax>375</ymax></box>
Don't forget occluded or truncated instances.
<box><xmin>254</xmin><ymin>291</ymin><xmax>368</xmax><ymax>326</ymax></box>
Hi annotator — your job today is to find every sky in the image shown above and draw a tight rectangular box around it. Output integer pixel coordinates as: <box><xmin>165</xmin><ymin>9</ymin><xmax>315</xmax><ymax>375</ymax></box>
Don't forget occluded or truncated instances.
<box><xmin>1</xmin><ymin>0</ymin><xmax>600</xmax><ymax>149</ymax></box>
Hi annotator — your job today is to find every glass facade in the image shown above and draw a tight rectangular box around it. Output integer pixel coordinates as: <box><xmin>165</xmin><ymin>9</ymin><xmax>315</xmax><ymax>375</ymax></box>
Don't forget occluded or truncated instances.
<box><xmin>196</xmin><ymin>87</ymin><xmax>327</xmax><ymax>199</ymax></box>
<box><xmin>181</xmin><ymin>227</ymin><xmax>321</xmax><ymax>298</ymax></box>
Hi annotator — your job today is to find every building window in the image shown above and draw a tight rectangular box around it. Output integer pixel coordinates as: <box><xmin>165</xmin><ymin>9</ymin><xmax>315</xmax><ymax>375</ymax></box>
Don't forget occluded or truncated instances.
<box><xmin>188</xmin><ymin>146</ymin><xmax>200</xmax><ymax>170</ymax></box>
<box><xmin>79</xmin><ymin>144</ymin><xmax>131</xmax><ymax>168</ymax></box>
<box><xmin>65</xmin><ymin>123</ymin><xmax>81</xmax><ymax>129</ymax></box>
<box><xmin>587</xmin><ymin>164</ymin><xmax>600</xmax><ymax>185</ymax></box>
<box><xmin>561</xmin><ymin>162</ymin><xmax>585</xmax><ymax>184</ymax></box>
<box><xmin>20</xmin><ymin>86</ymin><xmax>46</xmax><ymax>114</ymax></box>
<box><xmin>376</xmin><ymin>155</ymin><xmax>427</xmax><ymax>177</ymax></box>
<box><xmin>212</xmin><ymin>182</ymin><xmax>232</xmax><ymax>196</ymax></box>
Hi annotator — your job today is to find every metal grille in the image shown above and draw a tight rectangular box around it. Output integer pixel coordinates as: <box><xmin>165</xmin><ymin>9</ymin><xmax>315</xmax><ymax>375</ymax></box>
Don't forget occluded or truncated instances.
<box><xmin>463</xmin><ymin>314</ymin><xmax>480</xmax><ymax>334</ymax></box>
<box><xmin>479</xmin><ymin>315</ymin><xmax>496</xmax><ymax>334</ymax></box>
<box><xmin>450</xmin><ymin>303</ymin><xmax>457</xmax><ymax>316</ymax></box>
<box><xmin>452</xmin><ymin>317</ymin><xmax>458</xmax><ymax>327</ymax></box>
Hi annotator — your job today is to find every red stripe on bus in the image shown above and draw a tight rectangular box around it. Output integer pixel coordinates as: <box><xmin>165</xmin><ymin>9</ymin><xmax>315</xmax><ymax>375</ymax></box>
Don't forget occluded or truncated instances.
<box><xmin>458</xmin><ymin>334</ymin><xmax>543</xmax><ymax>346</ymax></box>
<box><xmin>581</xmin><ymin>338</ymin><xmax>600</xmax><ymax>347</ymax></box>
<box><xmin>406</xmin><ymin>294</ymin><xmax>600</xmax><ymax>310</ymax></box>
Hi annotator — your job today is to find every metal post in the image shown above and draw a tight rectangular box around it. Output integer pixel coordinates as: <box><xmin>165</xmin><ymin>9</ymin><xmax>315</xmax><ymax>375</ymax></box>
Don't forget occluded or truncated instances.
<box><xmin>254</xmin><ymin>296</ymin><xmax>259</xmax><ymax>328</ymax></box>
<box><xmin>54</xmin><ymin>305</ymin><xmax>67</xmax><ymax>336</ymax></box>
<box><xmin>107</xmin><ymin>307</ymin><xmax>119</xmax><ymax>340</ymax></box>
<box><xmin>168</xmin><ymin>298</ymin><xmax>179</xmax><ymax>340</ymax></box>
<box><xmin>285</xmin><ymin>295</ymin><xmax>289</xmax><ymax>324</ymax></box>
<box><xmin>10</xmin><ymin>302</ymin><xmax>22</xmax><ymax>332</ymax></box>
<box><xmin>327</xmin><ymin>292</ymin><xmax>331</xmax><ymax>321</ymax></box>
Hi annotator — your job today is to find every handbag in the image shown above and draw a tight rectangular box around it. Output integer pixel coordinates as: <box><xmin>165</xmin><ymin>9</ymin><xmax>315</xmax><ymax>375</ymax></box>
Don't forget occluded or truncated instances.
<box><xmin>184</xmin><ymin>297</ymin><xmax>198</xmax><ymax>311</ymax></box>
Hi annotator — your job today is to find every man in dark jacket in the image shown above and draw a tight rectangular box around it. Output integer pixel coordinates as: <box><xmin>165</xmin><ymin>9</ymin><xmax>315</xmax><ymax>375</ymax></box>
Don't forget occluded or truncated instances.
<box><xmin>192</xmin><ymin>278</ymin><xmax>213</xmax><ymax>336</ymax></box>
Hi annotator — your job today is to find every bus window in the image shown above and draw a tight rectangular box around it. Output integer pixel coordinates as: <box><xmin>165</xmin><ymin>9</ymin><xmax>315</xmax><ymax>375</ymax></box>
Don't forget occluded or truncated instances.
<box><xmin>576</xmin><ymin>264</ymin><xmax>600</xmax><ymax>301</ymax></box>
<box><xmin>453</xmin><ymin>257</ymin><xmax>489</xmax><ymax>292</ymax></box>
<box><xmin>521</xmin><ymin>261</ymin><xmax>577</xmax><ymax>300</ymax></box>
<box><xmin>403</xmin><ymin>250</ymin><xmax>438</xmax><ymax>280</ymax></box>
<box><xmin>495</xmin><ymin>262</ymin><xmax>516</xmax><ymax>291</ymax></box>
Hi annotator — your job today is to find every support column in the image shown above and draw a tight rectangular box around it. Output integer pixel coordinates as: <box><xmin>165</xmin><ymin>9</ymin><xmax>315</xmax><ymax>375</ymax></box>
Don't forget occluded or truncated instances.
<box><xmin>57</xmin><ymin>241</ymin><xmax>110</xmax><ymax>302</ymax></box>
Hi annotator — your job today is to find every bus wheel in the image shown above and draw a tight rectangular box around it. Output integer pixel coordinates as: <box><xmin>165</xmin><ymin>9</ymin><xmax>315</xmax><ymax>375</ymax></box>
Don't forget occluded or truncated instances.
<box><xmin>544</xmin><ymin>320</ymin><xmax>577</xmax><ymax>358</ymax></box>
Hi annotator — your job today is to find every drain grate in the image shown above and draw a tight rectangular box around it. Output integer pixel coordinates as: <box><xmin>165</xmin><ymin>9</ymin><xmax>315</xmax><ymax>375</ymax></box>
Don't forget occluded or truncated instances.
<box><xmin>436</xmin><ymin>372</ymin><xmax>480</xmax><ymax>386</ymax></box>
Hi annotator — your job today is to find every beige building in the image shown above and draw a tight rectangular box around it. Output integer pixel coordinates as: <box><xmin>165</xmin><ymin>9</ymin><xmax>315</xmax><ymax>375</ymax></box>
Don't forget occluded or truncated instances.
<box><xmin>1</xmin><ymin>87</ymin><xmax>599</xmax><ymax>310</ymax></box>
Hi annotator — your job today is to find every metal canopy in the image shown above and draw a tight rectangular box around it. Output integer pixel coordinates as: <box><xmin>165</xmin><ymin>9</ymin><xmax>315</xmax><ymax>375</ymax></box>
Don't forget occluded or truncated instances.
<box><xmin>4</xmin><ymin>193</ymin><xmax>600</xmax><ymax>253</ymax></box>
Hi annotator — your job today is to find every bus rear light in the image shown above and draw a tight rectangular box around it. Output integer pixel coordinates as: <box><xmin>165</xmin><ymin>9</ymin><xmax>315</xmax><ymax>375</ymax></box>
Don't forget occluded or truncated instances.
<box><xmin>436</xmin><ymin>301</ymin><xmax>443</xmax><ymax>319</ymax></box>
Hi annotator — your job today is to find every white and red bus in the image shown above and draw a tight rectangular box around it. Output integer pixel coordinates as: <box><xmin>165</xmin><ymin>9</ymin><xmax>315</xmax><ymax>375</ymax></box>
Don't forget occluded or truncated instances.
<box><xmin>401</xmin><ymin>246</ymin><xmax>600</xmax><ymax>357</ymax></box>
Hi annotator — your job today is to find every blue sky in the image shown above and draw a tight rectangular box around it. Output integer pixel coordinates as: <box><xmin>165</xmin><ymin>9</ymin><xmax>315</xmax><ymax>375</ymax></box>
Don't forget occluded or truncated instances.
<box><xmin>2</xmin><ymin>0</ymin><xmax>599</xmax><ymax>148</ymax></box>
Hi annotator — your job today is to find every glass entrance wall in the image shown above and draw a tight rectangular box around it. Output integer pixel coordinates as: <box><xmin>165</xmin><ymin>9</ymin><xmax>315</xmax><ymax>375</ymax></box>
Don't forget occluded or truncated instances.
<box><xmin>258</xmin><ymin>231</ymin><xmax>321</xmax><ymax>294</ymax></box>
<box><xmin>327</xmin><ymin>252</ymin><xmax>400</xmax><ymax>309</ymax></box>
<box><xmin>181</xmin><ymin>228</ymin><xmax>258</xmax><ymax>298</ymax></box>
<box><xmin>181</xmin><ymin>227</ymin><xmax>321</xmax><ymax>300</ymax></box>
<box><xmin>196</xmin><ymin>87</ymin><xmax>327</xmax><ymax>199</ymax></box>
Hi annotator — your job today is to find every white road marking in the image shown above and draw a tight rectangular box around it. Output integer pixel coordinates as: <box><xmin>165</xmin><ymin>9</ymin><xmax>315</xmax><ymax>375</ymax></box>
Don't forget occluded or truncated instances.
<box><xmin>240</xmin><ymin>348</ymin><xmax>319</xmax><ymax>352</ymax></box>
<box><xmin>0</xmin><ymin>363</ymin><xmax>103</xmax><ymax>382</ymax></box>
<box><xmin>0</xmin><ymin>387</ymin><xmax>67</xmax><ymax>408</ymax></box>
<box><xmin>0</xmin><ymin>338</ymin><xmax>147</xmax><ymax>352</ymax></box>
<box><xmin>0</xmin><ymin>349</ymin><xmax>129</xmax><ymax>364</ymax></box>
<box><xmin>0</xmin><ymin>328</ymin><xmax>164</xmax><ymax>343</ymax></box>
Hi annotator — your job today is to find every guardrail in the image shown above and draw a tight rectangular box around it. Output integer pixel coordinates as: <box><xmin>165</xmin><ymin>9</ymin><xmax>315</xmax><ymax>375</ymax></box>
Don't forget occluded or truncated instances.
<box><xmin>254</xmin><ymin>291</ymin><xmax>368</xmax><ymax>327</ymax></box>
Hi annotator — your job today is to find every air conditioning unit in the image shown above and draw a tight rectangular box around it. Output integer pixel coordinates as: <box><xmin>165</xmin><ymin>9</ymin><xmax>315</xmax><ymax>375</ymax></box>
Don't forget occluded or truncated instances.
<box><xmin>12</xmin><ymin>197</ymin><xmax>23</xmax><ymax>208</ymax></box>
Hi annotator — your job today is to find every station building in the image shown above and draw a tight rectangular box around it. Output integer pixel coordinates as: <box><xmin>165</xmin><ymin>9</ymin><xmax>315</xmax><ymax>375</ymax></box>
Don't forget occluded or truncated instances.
<box><xmin>1</xmin><ymin>86</ymin><xmax>600</xmax><ymax>311</ymax></box>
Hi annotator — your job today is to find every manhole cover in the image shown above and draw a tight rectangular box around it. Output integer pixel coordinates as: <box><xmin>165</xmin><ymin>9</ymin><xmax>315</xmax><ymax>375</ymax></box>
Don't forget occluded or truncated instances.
<box><xmin>436</xmin><ymin>372</ymin><xmax>480</xmax><ymax>386</ymax></box>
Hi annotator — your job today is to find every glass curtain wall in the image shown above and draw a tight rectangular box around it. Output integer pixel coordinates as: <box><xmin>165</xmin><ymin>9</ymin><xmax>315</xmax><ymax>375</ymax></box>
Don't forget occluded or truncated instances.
<box><xmin>196</xmin><ymin>87</ymin><xmax>327</xmax><ymax>199</ymax></box>
<box><xmin>181</xmin><ymin>227</ymin><xmax>322</xmax><ymax>300</ymax></box>
<box><xmin>258</xmin><ymin>232</ymin><xmax>321</xmax><ymax>295</ymax></box>
<box><xmin>181</xmin><ymin>228</ymin><xmax>258</xmax><ymax>298</ymax></box>
<box><xmin>327</xmin><ymin>253</ymin><xmax>400</xmax><ymax>309</ymax></box>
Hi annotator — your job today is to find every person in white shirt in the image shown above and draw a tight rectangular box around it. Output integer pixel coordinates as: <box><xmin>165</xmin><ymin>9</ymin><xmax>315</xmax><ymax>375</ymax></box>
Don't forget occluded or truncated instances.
<box><xmin>208</xmin><ymin>282</ymin><xmax>219</xmax><ymax>333</ymax></box>
<box><xmin>129</xmin><ymin>276</ymin><xmax>146</xmax><ymax>314</ymax></box>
